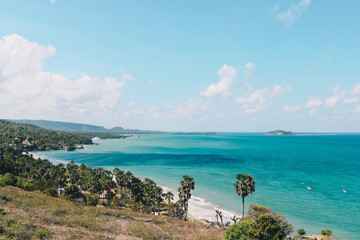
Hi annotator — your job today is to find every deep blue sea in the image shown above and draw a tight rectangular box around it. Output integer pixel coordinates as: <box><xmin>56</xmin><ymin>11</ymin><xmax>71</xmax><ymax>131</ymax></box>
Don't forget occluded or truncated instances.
<box><xmin>35</xmin><ymin>133</ymin><xmax>360</xmax><ymax>239</ymax></box>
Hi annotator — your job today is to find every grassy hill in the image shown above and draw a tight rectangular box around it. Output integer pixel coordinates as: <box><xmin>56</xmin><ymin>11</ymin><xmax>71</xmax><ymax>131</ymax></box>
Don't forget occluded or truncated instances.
<box><xmin>0</xmin><ymin>186</ymin><xmax>224</xmax><ymax>240</ymax></box>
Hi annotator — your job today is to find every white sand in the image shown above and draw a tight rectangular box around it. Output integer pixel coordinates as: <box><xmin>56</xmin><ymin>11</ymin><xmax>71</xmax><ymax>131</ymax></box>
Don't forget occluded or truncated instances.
<box><xmin>161</xmin><ymin>185</ymin><xmax>240</xmax><ymax>223</ymax></box>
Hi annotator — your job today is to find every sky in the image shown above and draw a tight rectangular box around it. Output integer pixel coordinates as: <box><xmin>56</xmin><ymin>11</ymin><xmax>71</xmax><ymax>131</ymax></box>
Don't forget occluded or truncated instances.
<box><xmin>0</xmin><ymin>0</ymin><xmax>359</xmax><ymax>132</ymax></box>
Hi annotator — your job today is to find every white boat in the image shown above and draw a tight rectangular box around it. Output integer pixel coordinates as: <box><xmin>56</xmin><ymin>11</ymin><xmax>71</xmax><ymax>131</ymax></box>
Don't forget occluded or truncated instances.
<box><xmin>307</xmin><ymin>186</ymin><xmax>312</xmax><ymax>191</ymax></box>
<box><xmin>343</xmin><ymin>189</ymin><xmax>347</xmax><ymax>193</ymax></box>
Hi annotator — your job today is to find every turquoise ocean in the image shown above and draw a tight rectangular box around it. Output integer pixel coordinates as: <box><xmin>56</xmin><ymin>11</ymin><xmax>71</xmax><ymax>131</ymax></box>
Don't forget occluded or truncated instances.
<box><xmin>35</xmin><ymin>133</ymin><xmax>360</xmax><ymax>239</ymax></box>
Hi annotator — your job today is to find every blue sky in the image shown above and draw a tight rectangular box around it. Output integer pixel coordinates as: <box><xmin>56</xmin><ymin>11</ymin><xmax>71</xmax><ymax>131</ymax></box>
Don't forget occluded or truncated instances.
<box><xmin>0</xmin><ymin>0</ymin><xmax>359</xmax><ymax>132</ymax></box>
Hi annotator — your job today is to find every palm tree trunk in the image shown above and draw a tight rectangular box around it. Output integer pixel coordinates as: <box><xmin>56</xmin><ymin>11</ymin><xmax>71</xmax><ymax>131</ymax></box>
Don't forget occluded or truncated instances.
<box><xmin>120</xmin><ymin>186</ymin><xmax>123</xmax><ymax>205</ymax></box>
<box><xmin>158</xmin><ymin>201</ymin><xmax>160</xmax><ymax>215</ymax></box>
<box><xmin>242</xmin><ymin>196</ymin><xmax>245</xmax><ymax>221</ymax></box>
<box><xmin>184</xmin><ymin>202</ymin><xmax>188</xmax><ymax>220</ymax></box>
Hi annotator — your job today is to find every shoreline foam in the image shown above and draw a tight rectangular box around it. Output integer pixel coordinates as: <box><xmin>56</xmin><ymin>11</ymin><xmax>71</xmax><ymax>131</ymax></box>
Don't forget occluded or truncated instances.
<box><xmin>161</xmin><ymin>185</ymin><xmax>240</xmax><ymax>223</ymax></box>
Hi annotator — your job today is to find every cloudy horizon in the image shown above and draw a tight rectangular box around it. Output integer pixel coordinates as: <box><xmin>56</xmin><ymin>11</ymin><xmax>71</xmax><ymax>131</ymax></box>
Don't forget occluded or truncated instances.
<box><xmin>0</xmin><ymin>1</ymin><xmax>359</xmax><ymax>132</ymax></box>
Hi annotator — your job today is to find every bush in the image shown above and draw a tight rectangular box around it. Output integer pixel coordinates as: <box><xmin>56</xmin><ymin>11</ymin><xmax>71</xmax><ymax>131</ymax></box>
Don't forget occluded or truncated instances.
<box><xmin>21</xmin><ymin>181</ymin><xmax>36</xmax><ymax>191</ymax></box>
<box><xmin>6</xmin><ymin>222</ymin><xmax>36</xmax><ymax>239</ymax></box>
<box><xmin>0</xmin><ymin>194</ymin><xmax>11</xmax><ymax>203</ymax></box>
<box><xmin>0</xmin><ymin>208</ymin><xmax>4</xmax><ymax>215</ymax></box>
<box><xmin>0</xmin><ymin>223</ymin><xmax>4</xmax><ymax>234</ymax></box>
<box><xmin>0</xmin><ymin>173</ymin><xmax>17</xmax><ymax>186</ymax></box>
<box><xmin>297</xmin><ymin>228</ymin><xmax>306</xmax><ymax>236</ymax></box>
<box><xmin>225</xmin><ymin>220</ymin><xmax>253</xmax><ymax>240</ymax></box>
<box><xmin>44</xmin><ymin>187</ymin><xmax>58</xmax><ymax>197</ymax></box>
<box><xmin>37</xmin><ymin>229</ymin><xmax>51</xmax><ymax>240</ymax></box>
<box><xmin>321</xmin><ymin>229</ymin><xmax>332</xmax><ymax>236</ymax></box>
<box><xmin>250</xmin><ymin>215</ymin><xmax>287</xmax><ymax>240</ymax></box>
<box><xmin>63</xmin><ymin>184</ymin><xmax>81</xmax><ymax>200</ymax></box>
<box><xmin>85</xmin><ymin>194</ymin><xmax>99</xmax><ymax>206</ymax></box>
<box><xmin>6</xmin><ymin>219</ymin><xmax>16</xmax><ymax>227</ymax></box>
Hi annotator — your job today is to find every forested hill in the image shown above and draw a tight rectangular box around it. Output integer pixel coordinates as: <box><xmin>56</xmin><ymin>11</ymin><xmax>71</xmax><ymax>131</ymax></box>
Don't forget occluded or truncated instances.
<box><xmin>0</xmin><ymin>119</ymin><xmax>92</xmax><ymax>151</ymax></box>
<box><xmin>8</xmin><ymin>119</ymin><xmax>113</xmax><ymax>132</ymax></box>
<box><xmin>8</xmin><ymin>119</ymin><xmax>164</xmax><ymax>134</ymax></box>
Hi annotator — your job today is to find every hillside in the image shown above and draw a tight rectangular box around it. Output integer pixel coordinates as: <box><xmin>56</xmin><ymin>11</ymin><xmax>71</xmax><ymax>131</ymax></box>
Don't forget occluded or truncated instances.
<box><xmin>0</xmin><ymin>186</ymin><xmax>224</xmax><ymax>240</ymax></box>
<box><xmin>0</xmin><ymin>119</ymin><xmax>92</xmax><ymax>151</ymax></box>
<box><xmin>8</xmin><ymin>119</ymin><xmax>164</xmax><ymax>134</ymax></box>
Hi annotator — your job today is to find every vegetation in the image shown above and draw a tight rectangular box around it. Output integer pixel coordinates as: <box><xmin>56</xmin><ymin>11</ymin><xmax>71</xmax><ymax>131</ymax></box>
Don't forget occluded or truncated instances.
<box><xmin>225</xmin><ymin>204</ymin><xmax>292</xmax><ymax>240</ymax></box>
<box><xmin>0</xmin><ymin>119</ymin><xmax>337</xmax><ymax>239</ymax></box>
<box><xmin>0</xmin><ymin>119</ymin><xmax>92</xmax><ymax>151</ymax></box>
<box><xmin>178</xmin><ymin>175</ymin><xmax>195</xmax><ymax>220</ymax></box>
<box><xmin>297</xmin><ymin>228</ymin><xmax>306</xmax><ymax>238</ymax></box>
<box><xmin>267</xmin><ymin>130</ymin><xmax>293</xmax><ymax>135</ymax></box>
<box><xmin>0</xmin><ymin>186</ymin><xmax>224</xmax><ymax>239</ymax></box>
<box><xmin>321</xmin><ymin>228</ymin><xmax>332</xmax><ymax>236</ymax></box>
<box><xmin>234</xmin><ymin>173</ymin><xmax>255</xmax><ymax>221</ymax></box>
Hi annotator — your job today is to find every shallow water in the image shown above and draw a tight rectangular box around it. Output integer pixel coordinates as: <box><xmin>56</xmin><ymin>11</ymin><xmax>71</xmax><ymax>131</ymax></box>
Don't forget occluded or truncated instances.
<box><xmin>36</xmin><ymin>133</ymin><xmax>360</xmax><ymax>239</ymax></box>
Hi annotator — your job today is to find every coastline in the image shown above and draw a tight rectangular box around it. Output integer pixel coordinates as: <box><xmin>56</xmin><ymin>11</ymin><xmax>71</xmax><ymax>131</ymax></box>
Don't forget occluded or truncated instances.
<box><xmin>161</xmin><ymin>186</ymin><xmax>240</xmax><ymax>224</ymax></box>
<box><xmin>31</xmin><ymin>150</ymin><xmax>238</xmax><ymax>224</ymax></box>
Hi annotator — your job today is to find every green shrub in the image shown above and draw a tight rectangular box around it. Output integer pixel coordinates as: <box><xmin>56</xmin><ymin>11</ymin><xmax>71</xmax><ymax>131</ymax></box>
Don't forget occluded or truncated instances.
<box><xmin>225</xmin><ymin>220</ymin><xmax>253</xmax><ymax>240</ymax></box>
<box><xmin>0</xmin><ymin>208</ymin><xmax>4</xmax><ymax>215</ymax></box>
<box><xmin>21</xmin><ymin>181</ymin><xmax>36</xmax><ymax>191</ymax></box>
<box><xmin>0</xmin><ymin>173</ymin><xmax>17</xmax><ymax>186</ymax></box>
<box><xmin>0</xmin><ymin>223</ymin><xmax>4</xmax><ymax>234</ymax></box>
<box><xmin>250</xmin><ymin>215</ymin><xmax>287</xmax><ymax>240</ymax></box>
<box><xmin>63</xmin><ymin>184</ymin><xmax>81</xmax><ymax>200</ymax></box>
<box><xmin>37</xmin><ymin>229</ymin><xmax>51</xmax><ymax>240</ymax></box>
<box><xmin>297</xmin><ymin>228</ymin><xmax>306</xmax><ymax>236</ymax></box>
<box><xmin>6</xmin><ymin>219</ymin><xmax>16</xmax><ymax>227</ymax></box>
<box><xmin>44</xmin><ymin>187</ymin><xmax>58</xmax><ymax>197</ymax></box>
<box><xmin>85</xmin><ymin>194</ymin><xmax>99</xmax><ymax>206</ymax></box>
<box><xmin>321</xmin><ymin>228</ymin><xmax>332</xmax><ymax>236</ymax></box>
<box><xmin>0</xmin><ymin>194</ymin><xmax>11</xmax><ymax>203</ymax></box>
<box><xmin>6</xmin><ymin>222</ymin><xmax>36</xmax><ymax>239</ymax></box>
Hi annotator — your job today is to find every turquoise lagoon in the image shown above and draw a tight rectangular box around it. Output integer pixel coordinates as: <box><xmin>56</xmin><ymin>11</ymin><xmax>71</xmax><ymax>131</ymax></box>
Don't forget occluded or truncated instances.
<box><xmin>35</xmin><ymin>133</ymin><xmax>360</xmax><ymax>239</ymax></box>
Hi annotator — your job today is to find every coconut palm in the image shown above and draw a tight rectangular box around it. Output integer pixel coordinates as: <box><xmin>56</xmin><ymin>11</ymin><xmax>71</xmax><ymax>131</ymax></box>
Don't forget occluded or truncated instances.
<box><xmin>234</xmin><ymin>173</ymin><xmax>255</xmax><ymax>221</ymax></box>
<box><xmin>178</xmin><ymin>175</ymin><xmax>195</xmax><ymax>220</ymax></box>
<box><xmin>164</xmin><ymin>191</ymin><xmax>174</xmax><ymax>204</ymax></box>
<box><xmin>113</xmin><ymin>168</ymin><xmax>126</xmax><ymax>204</ymax></box>
<box><xmin>155</xmin><ymin>186</ymin><xmax>163</xmax><ymax>215</ymax></box>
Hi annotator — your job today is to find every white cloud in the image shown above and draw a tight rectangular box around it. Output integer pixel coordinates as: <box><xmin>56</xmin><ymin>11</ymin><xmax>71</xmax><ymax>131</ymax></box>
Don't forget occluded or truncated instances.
<box><xmin>272</xmin><ymin>85</ymin><xmax>285</xmax><ymax>96</ymax></box>
<box><xmin>304</xmin><ymin>96</ymin><xmax>323</xmax><ymax>109</ymax></box>
<box><xmin>145</xmin><ymin>99</ymin><xmax>209</xmax><ymax>121</ymax></box>
<box><xmin>343</xmin><ymin>97</ymin><xmax>359</xmax><ymax>104</ymax></box>
<box><xmin>147</xmin><ymin>80</ymin><xmax>153</xmax><ymax>85</ymax></box>
<box><xmin>128</xmin><ymin>101</ymin><xmax>135</xmax><ymax>107</ymax></box>
<box><xmin>325</xmin><ymin>86</ymin><xmax>345</xmax><ymax>108</ymax></box>
<box><xmin>236</xmin><ymin>84</ymin><xmax>289</xmax><ymax>113</ymax></box>
<box><xmin>275</xmin><ymin>0</ymin><xmax>311</xmax><ymax>27</ymax></box>
<box><xmin>200</xmin><ymin>64</ymin><xmax>237</xmax><ymax>97</ymax></box>
<box><xmin>351</xmin><ymin>83</ymin><xmax>360</xmax><ymax>95</ymax></box>
<box><xmin>283</xmin><ymin>105</ymin><xmax>302</xmax><ymax>113</ymax></box>
<box><xmin>50</xmin><ymin>0</ymin><xmax>55</xmax><ymax>3</ymax></box>
<box><xmin>0</xmin><ymin>34</ymin><xmax>131</xmax><ymax>125</ymax></box>
<box><xmin>243</xmin><ymin>62</ymin><xmax>255</xmax><ymax>81</ymax></box>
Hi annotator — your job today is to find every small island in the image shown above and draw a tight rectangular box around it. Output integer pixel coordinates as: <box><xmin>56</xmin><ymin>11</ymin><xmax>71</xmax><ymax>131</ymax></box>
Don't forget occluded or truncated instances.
<box><xmin>267</xmin><ymin>130</ymin><xmax>294</xmax><ymax>135</ymax></box>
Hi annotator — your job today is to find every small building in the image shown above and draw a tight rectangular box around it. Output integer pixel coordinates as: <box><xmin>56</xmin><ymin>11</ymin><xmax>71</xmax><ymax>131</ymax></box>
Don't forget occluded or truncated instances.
<box><xmin>58</xmin><ymin>186</ymin><xmax>65</xmax><ymax>196</ymax></box>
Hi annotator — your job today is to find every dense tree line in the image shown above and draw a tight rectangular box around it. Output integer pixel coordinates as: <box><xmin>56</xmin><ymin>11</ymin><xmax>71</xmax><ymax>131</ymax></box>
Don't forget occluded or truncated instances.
<box><xmin>0</xmin><ymin>143</ymin><xmax>196</xmax><ymax>217</ymax></box>
<box><xmin>0</xmin><ymin>119</ymin><xmax>195</xmax><ymax>218</ymax></box>
<box><xmin>0</xmin><ymin>120</ymin><xmax>92</xmax><ymax>151</ymax></box>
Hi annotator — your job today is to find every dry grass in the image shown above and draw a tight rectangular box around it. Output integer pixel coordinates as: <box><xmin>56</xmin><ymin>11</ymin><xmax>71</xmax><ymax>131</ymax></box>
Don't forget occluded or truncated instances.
<box><xmin>0</xmin><ymin>186</ymin><xmax>224</xmax><ymax>239</ymax></box>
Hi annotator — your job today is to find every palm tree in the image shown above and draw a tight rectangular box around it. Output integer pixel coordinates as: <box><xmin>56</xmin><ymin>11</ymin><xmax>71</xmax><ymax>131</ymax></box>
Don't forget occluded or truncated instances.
<box><xmin>164</xmin><ymin>191</ymin><xmax>174</xmax><ymax>204</ymax></box>
<box><xmin>123</xmin><ymin>171</ymin><xmax>133</xmax><ymax>203</ymax></box>
<box><xmin>113</xmin><ymin>168</ymin><xmax>125</xmax><ymax>204</ymax></box>
<box><xmin>155</xmin><ymin>186</ymin><xmax>163</xmax><ymax>215</ymax></box>
<box><xmin>178</xmin><ymin>175</ymin><xmax>195</xmax><ymax>220</ymax></box>
<box><xmin>234</xmin><ymin>173</ymin><xmax>255</xmax><ymax>221</ymax></box>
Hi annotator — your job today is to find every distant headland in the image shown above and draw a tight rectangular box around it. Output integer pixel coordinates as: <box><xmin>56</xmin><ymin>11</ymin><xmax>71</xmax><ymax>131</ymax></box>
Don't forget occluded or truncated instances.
<box><xmin>267</xmin><ymin>130</ymin><xmax>324</xmax><ymax>136</ymax></box>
